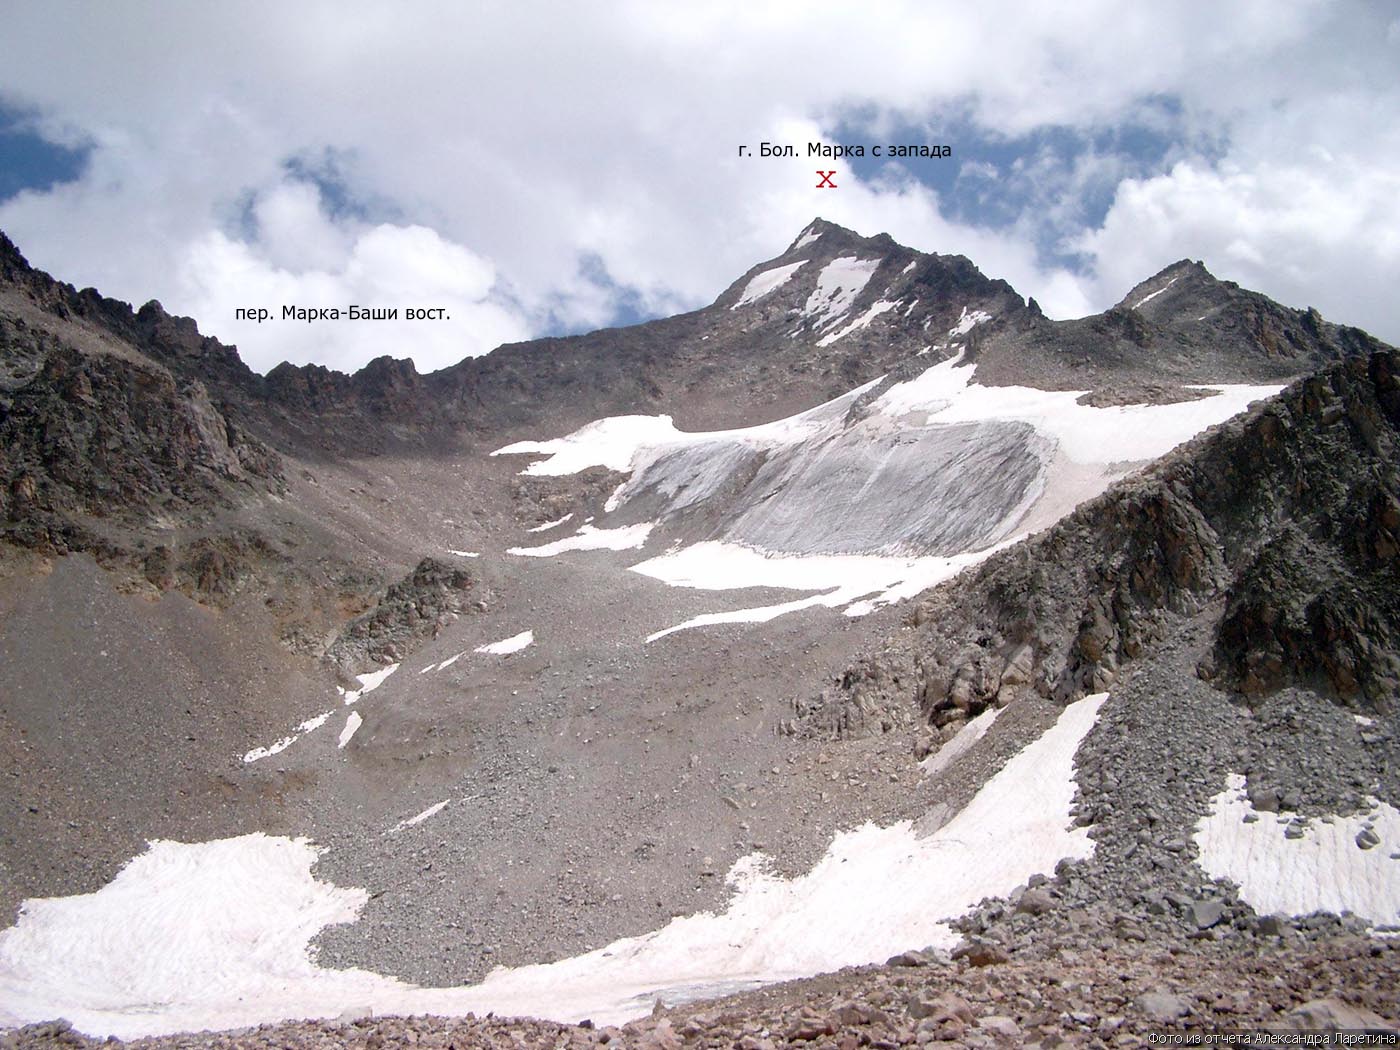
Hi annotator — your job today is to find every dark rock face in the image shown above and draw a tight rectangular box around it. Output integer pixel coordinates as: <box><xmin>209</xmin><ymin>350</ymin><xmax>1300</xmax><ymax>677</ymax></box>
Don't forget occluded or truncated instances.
<box><xmin>1209</xmin><ymin>365</ymin><xmax>1400</xmax><ymax>703</ymax></box>
<box><xmin>814</xmin><ymin>351</ymin><xmax>1400</xmax><ymax>733</ymax></box>
<box><xmin>326</xmin><ymin>557</ymin><xmax>479</xmax><ymax>672</ymax></box>
<box><xmin>0</xmin><ymin>337</ymin><xmax>295</xmax><ymax>610</ymax></box>
<box><xmin>0</xmin><ymin>344</ymin><xmax>284</xmax><ymax>546</ymax></box>
<box><xmin>0</xmin><ymin>345</ymin><xmax>284</xmax><ymax>526</ymax></box>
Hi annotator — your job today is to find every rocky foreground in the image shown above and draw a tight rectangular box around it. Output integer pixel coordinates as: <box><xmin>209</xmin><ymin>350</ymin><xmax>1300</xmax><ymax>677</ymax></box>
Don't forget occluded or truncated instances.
<box><xmin>6</xmin><ymin>935</ymin><xmax>1396</xmax><ymax>1049</ymax></box>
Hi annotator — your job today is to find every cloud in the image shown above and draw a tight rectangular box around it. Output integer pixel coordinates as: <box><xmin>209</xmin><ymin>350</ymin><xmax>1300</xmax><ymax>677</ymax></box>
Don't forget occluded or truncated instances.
<box><xmin>180</xmin><ymin>215</ymin><xmax>531</xmax><ymax>373</ymax></box>
<box><xmin>1080</xmin><ymin>155</ymin><xmax>1400</xmax><ymax>333</ymax></box>
<box><xmin>0</xmin><ymin>0</ymin><xmax>1397</xmax><ymax>374</ymax></box>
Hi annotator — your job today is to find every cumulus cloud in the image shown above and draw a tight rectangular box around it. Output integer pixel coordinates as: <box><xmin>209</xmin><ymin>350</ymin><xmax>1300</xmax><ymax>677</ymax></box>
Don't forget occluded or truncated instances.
<box><xmin>0</xmin><ymin>0</ymin><xmax>1397</xmax><ymax>374</ymax></box>
<box><xmin>180</xmin><ymin>216</ymin><xmax>530</xmax><ymax>373</ymax></box>
<box><xmin>1081</xmin><ymin>156</ymin><xmax>1400</xmax><ymax>331</ymax></box>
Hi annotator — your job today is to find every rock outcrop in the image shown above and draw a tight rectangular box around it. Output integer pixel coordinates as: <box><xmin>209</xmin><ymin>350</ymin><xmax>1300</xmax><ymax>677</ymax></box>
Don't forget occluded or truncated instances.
<box><xmin>812</xmin><ymin>350</ymin><xmax>1400</xmax><ymax>738</ymax></box>
<box><xmin>325</xmin><ymin>557</ymin><xmax>480</xmax><ymax>672</ymax></box>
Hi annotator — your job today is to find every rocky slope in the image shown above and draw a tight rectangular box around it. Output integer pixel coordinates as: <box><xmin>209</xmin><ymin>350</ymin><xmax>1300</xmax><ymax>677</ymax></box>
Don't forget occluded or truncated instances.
<box><xmin>6</xmin><ymin>937</ymin><xmax>1396</xmax><ymax>1048</ymax></box>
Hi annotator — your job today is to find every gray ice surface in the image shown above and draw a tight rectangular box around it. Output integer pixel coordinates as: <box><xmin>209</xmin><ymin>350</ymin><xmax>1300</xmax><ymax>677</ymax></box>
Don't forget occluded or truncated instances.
<box><xmin>616</xmin><ymin>418</ymin><xmax>1053</xmax><ymax>557</ymax></box>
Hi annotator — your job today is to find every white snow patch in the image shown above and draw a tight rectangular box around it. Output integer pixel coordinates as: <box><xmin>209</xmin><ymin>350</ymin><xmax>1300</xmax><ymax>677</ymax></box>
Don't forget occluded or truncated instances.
<box><xmin>337</xmin><ymin>712</ymin><xmax>362</xmax><ymax>749</ymax></box>
<box><xmin>903</xmin><ymin>298</ymin><xmax>919</xmax><ymax>317</ymax></box>
<box><xmin>646</xmin><ymin>591</ymin><xmax>849</xmax><ymax>643</ymax></box>
<box><xmin>527</xmin><ymin>513</ymin><xmax>573</xmax><ymax>533</ymax></box>
<box><xmin>802</xmin><ymin>256</ymin><xmax>881</xmax><ymax>328</ymax></box>
<box><xmin>507</xmin><ymin>523</ymin><xmax>653</xmax><ymax>557</ymax></box>
<box><xmin>816</xmin><ymin>299</ymin><xmax>898</xmax><ymax>346</ymax></box>
<box><xmin>475</xmin><ymin>630</ymin><xmax>534</xmax><ymax>656</ymax></box>
<box><xmin>0</xmin><ymin>696</ymin><xmax>1105</xmax><ymax>1038</ymax></box>
<box><xmin>241</xmin><ymin>711</ymin><xmax>332</xmax><ymax>765</ymax></box>
<box><xmin>499</xmin><ymin>378</ymin><xmax>882</xmax><ymax>482</ymax></box>
<box><xmin>0</xmin><ymin>835</ymin><xmax>388</xmax><ymax>1038</ymax></box>
<box><xmin>492</xmin><ymin>416</ymin><xmax>680</xmax><ymax>476</ymax></box>
<box><xmin>901</xmin><ymin>260</ymin><xmax>917</xmax><ymax>275</ymax></box>
<box><xmin>437</xmin><ymin>652</ymin><xmax>465</xmax><ymax>671</ymax></box>
<box><xmin>337</xmin><ymin>663</ymin><xmax>399</xmax><ymax>705</ymax></box>
<box><xmin>921</xmin><ymin>706</ymin><xmax>1004</xmax><ymax>776</ymax></box>
<box><xmin>447</xmin><ymin>550</ymin><xmax>479</xmax><ymax>558</ymax></box>
<box><xmin>792</xmin><ymin>226</ymin><xmax>822</xmax><ymax>251</ymax></box>
<box><xmin>1130</xmin><ymin>275</ymin><xmax>1179</xmax><ymax>310</ymax></box>
<box><xmin>870</xmin><ymin>353</ymin><xmax>1282</xmax><ymax>464</ymax></box>
<box><xmin>948</xmin><ymin>306</ymin><xmax>992</xmax><ymax>337</ymax></box>
<box><xmin>1355</xmin><ymin>715</ymin><xmax>1376</xmax><ymax>727</ymax></box>
<box><xmin>389</xmin><ymin>800</ymin><xmax>450</xmax><ymax>834</ymax></box>
<box><xmin>1194</xmin><ymin>773</ymin><xmax>1400</xmax><ymax>926</ymax></box>
<box><xmin>732</xmin><ymin>261</ymin><xmax>807</xmax><ymax>309</ymax></box>
<box><xmin>636</xmin><ymin>540</ymin><xmax>1009</xmax><ymax>639</ymax></box>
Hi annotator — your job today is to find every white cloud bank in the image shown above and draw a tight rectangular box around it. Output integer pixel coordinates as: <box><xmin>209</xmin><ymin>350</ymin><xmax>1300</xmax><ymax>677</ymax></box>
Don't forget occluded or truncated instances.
<box><xmin>0</xmin><ymin>1</ymin><xmax>1397</xmax><ymax>375</ymax></box>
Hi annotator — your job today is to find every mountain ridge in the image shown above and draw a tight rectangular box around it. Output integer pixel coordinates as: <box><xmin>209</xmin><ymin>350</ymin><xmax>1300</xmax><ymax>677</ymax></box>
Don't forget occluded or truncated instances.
<box><xmin>2</xmin><ymin>220</ymin><xmax>1398</xmax><ymax>1041</ymax></box>
<box><xmin>5</xmin><ymin>221</ymin><xmax>1384</xmax><ymax>454</ymax></box>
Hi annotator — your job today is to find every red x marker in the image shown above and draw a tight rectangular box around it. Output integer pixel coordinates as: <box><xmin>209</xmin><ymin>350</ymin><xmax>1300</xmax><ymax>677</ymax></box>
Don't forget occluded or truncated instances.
<box><xmin>816</xmin><ymin>170</ymin><xmax>837</xmax><ymax>188</ymax></box>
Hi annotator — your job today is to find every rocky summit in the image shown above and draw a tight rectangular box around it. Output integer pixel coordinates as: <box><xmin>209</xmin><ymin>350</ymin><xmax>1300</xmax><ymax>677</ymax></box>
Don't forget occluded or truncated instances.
<box><xmin>0</xmin><ymin>219</ymin><xmax>1396</xmax><ymax>1046</ymax></box>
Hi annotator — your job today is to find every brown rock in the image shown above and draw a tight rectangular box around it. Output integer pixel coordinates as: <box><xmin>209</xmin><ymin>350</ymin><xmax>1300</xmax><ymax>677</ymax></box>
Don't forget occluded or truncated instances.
<box><xmin>1016</xmin><ymin>887</ymin><xmax>1055</xmax><ymax>915</ymax></box>
<box><xmin>979</xmin><ymin>1015</ymin><xmax>1024</xmax><ymax>1039</ymax></box>
<box><xmin>636</xmin><ymin>1018</ymin><xmax>683</xmax><ymax>1050</ymax></box>
<box><xmin>786</xmin><ymin>1013</ymin><xmax>836</xmax><ymax>1041</ymax></box>
<box><xmin>1286</xmin><ymin>998</ymin><xmax>1392</xmax><ymax>1032</ymax></box>
<box><xmin>909</xmin><ymin>993</ymin><xmax>975</xmax><ymax>1024</ymax></box>
<box><xmin>953</xmin><ymin>940</ymin><xmax>1011</xmax><ymax>966</ymax></box>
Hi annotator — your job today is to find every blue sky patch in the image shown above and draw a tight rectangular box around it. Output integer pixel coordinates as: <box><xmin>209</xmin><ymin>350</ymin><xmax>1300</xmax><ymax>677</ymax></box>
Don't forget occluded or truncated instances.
<box><xmin>0</xmin><ymin>103</ymin><xmax>89</xmax><ymax>202</ymax></box>
<box><xmin>828</xmin><ymin>97</ymin><xmax>1221</xmax><ymax>269</ymax></box>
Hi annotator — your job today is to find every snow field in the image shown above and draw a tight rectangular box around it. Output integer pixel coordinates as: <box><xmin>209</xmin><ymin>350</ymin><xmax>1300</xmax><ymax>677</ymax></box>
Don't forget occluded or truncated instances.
<box><xmin>867</xmin><ymin>354</ymin><xmax>1282</xmax><ymax>464</ymax></box>
<box><xmin>0</xmin><ymin>695</ymin><xmax>1108</xmax><ymax>1037</ymax></box>
<box><xmin>507</xmin><ymin>523</ymin><xmax>653</xmax><ymax>557</ymax></box>
<box><xmin>635</xmin><ymin>541</ymin><xmax>1010</xmax><ymax>639</ymax></box>
<box><xmin>527</xmin><ymin>513</ymin><xmax>573</xmax><ymax>533</ymax></box>
<box><xmin>731</xmin><ymin>261</ymin><xmax>807</xmax><ymax>308</ymax></box>
<box><xmin>1130</xmin><ymin>275</ymin><xmax>1179</xmax><ymax>310</ymax></box>
<box><xmin>337</xmin><ymin>663</ymin><xmax>400</xmax><ymax>705</ymax></box>
<box><xmin>816</xmin><ymin>298</ymin><xmax>899</xmax><ymax>346</ymax></box>
<box><xmin>337</xmin><ymin>711</ymin><xmax>362</xmax><ymax>748</ymax></box>
<box><xmin>388</xmin><ymin>800</ymin><xmax>450</xmax><ymax>834</ymax></box>
<box><xmin>802</xmin><ymin>256</ymin><xmax>881</xmax><ymax>328</ymax></box>
<box><xmin>241</xmin><ymin>711</ymin><xmax>332</xmax><ymax>764</ymax></box>
<box><xmin>1194</xmin><ymin>773</ymin><xmax>1400</xmax><ymax>926</ymax></box>
<box><xmin>921</xmin><ymin>705</ymin><xmax>1003</xmax><ymax>776</ymax></box>
<box><xmin>791</xmin><ymin>226</ymin><xmax>822</xmax><ymax>251</ymax></box>
<box><xmin>948</xmin><ymin>306</ymin><xmax>991</xmax><ymax>336</ymax></box>
<box><xmin>493</xmin><ymin>416</ymin><xmax>681</xmax><ymax>476</ymax></box>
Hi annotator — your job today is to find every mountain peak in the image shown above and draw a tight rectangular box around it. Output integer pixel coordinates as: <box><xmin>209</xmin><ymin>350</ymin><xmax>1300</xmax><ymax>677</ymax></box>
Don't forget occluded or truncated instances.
<box><xmin>783</xmin><ymin>218</ymin><xmax>901</xmax><ymax>259</ymax></box>
<box><xmin>1113</xmin><ymin>258</ymin><xmax>1222</xmax><ymax>315</ymax></box>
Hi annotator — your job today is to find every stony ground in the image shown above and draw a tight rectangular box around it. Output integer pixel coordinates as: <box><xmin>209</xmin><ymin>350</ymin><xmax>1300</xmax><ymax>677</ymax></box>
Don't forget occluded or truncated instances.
<box><xmin>6</xmin><ymin>935</ymin><xmax>1396</xmax><ymax>1048</ymax></box>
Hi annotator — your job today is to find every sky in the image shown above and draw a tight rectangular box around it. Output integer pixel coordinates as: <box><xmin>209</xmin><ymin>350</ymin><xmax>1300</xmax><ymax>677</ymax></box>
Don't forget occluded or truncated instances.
<box><xmin>1</xmin><ymin>2</ymin><xmax>1398</xmax><ymax>375</ymax></box>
